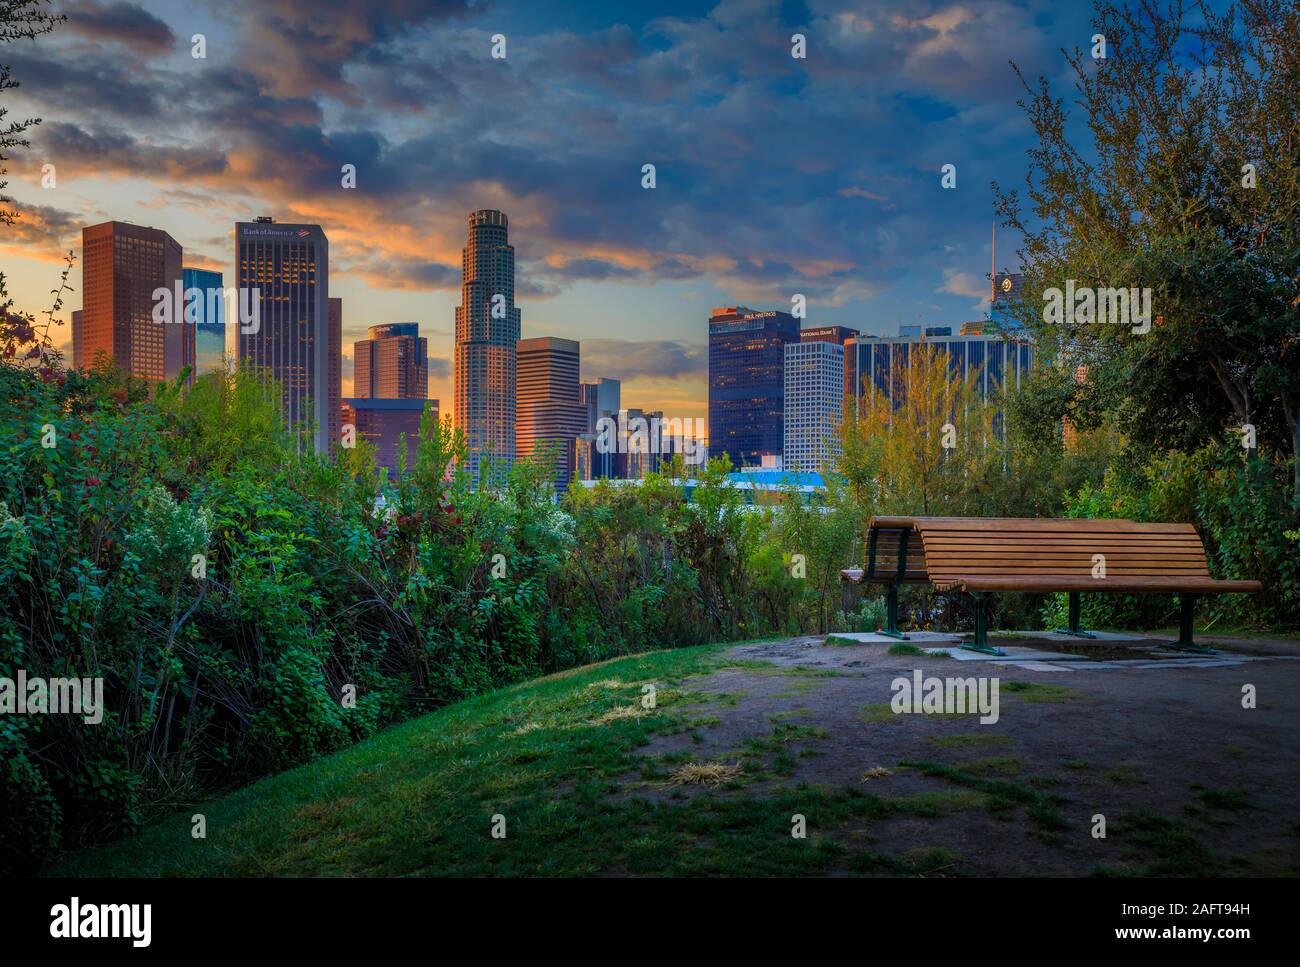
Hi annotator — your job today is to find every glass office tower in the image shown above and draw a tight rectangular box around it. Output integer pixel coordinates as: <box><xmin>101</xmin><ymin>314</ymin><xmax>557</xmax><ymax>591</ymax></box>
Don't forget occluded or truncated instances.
<box><xmin>235</xmin><ymin>218</ymin><xmax>333</xmax><ymax>454</ymax></box>
<box><xmin>844</xmin><ymin>329</ymin><xmax>1035</xmax><ymax>429</ymax></box>
<box><xmin>708</xmin><ymin>306</ymin><xmax>800</xmax><ymax>469</ymax></box>
<box><xmin>183</xmin><ymin>267</ymin><xmax>225</xmax><ymax>376</ymax></box>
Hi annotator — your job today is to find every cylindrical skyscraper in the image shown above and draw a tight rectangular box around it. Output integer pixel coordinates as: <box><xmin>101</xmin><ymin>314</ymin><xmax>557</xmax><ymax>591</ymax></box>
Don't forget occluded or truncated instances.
<box><xmin>454</xmin><ymin>209</ymin><xmax>520</xmax><ymax>484</ymax></box>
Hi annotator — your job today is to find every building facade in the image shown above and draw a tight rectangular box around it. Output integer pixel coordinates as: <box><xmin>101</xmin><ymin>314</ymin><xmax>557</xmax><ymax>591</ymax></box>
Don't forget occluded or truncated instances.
<box><xmin>78</xmin><ymin>221</ymin><xmax>188</xmax><ymax>381</ymax></box>
<box><xmin>989</xmin><ymin>272</ymin><xmax>1027</xmax><ymax>330</ymax></box>
<box><xmin>844</xmin><ymin>328</ymin><xmax>1035</xmax><ymax>420</ymax></box>
<box><xmin>71</xmin><ymin>310</ymin><xmax>81</xmax><ymax>369</ymax></box>
<box><xmin>235</xmin><ymin>218</ymin><xmax>333</xmax><ymax>454</ymax></box>
<box><xmin>516</xmin><ymin>336</ymin><xmax>585</xmax><ymax>491</ymax></box>
<box><xmin>328</xmin><ymin>298</ymin><xmax>342</xmax><ymax>453</ymax></box>
<box><xmin>182</xmin><ymin>266</ymin><xmax>225</xmax><ymax>376</ymax></box>
<box><xmin>708</xmin><ymin>306</ymin><xmax>800</xmax><ymax>470</ymax></box>
<box><xmin>577</xmin><ymin>377</ymin><xmax>622</xmax><ymax>480</ymax></box>
<box><xmin>800</xmin><ymin>325</ymin><xmax>859</xmax><ymax>345</ymax></box>
<box><xmin>454</xmin><ymin>209</ymin><xmax>520</xmax><ymax>485</ymax></box>
<box><xmin>341</xmin><ymin>397</ymin><xmax>437</xmax><ymax>474</ymax></box>
<box><xmin>784</xmin><ymin>340</ymin><xmax>844</xmax><ymax>472</ymax></box>
<box><xmin>353</xmin><ymin>322</ymin><xmax>428</xmax><ymax>399</ymax></box>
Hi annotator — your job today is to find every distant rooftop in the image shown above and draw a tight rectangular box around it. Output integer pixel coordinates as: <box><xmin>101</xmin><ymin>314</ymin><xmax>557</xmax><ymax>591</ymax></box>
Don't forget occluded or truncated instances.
<box><xmin>342</xmin><ymin>397</ymin><xmax>436</xmax><ymax>411</ymax></box>
<box><xmin>726</xmin><ymin>470</ymin><xmax>824</xmax><ymax>490</ymax></box>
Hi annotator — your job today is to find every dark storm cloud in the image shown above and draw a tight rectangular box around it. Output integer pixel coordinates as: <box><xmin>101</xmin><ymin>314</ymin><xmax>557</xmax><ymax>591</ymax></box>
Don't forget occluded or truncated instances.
<box><xmin>4</xmin><ymin>200</ymin><xmax>81</xmax><ymax>250</ymax></box>
<box><xmin>225</xmin><ymin>0</ymin><xmax>475</xmax><ymax>99</ymax></box>
<box><xmin>346</xmin><ymin>255</ymin><xmax>460</xmax><ymax>290</ymax></box>
<box><xmin>4</xmin><ymin>48</ymin><xmax>168</xmax><ymax>119</ymax></box>
<box><xmin>39</xmin><ymin>122</ymin><xmax>228</xmax><ymax>180</ymax></box>
<box><xmin>581</xmin><ymin>338</ymin><xmax>706</xmax><ymax>381</ymax></box>
<box><xmin>60</xmin><ymin>1</ymin><xmax>176</xmax><ymax>54</ymax></box>
<box><xmin>542</xmin><ymin>258</ymin><xmax>641</xmax><ymax>283</ymax></box>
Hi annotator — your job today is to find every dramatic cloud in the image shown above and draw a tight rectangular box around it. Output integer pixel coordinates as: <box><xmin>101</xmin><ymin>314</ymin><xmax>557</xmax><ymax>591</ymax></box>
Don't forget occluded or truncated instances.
<box><xmin>60</xmin><ymin>1</ymin><xmax>176</xmax><ymax>54</ymax></box>
<box><xmin>5</xmin><ymin>0</ymin><xmax>1112</xmax><ymax>411</ymax></box>
<box><xmin>581</xmin><ymin>339</ymin><xmax>707</xmax><ymax>382</ymax></box>
<box><xmin>225</xmin><ymin>0</ymin><xmax>475</xmax><ymax>100</ymax></box>
<box><xmin>0</xmin><ymin>200</ymin><xmax>81</xmax><ymax>257</ymax></box>
<box><xmin>39</xmin><ymin>122</ymin><xmax>228</xmax><ymax>181</ymax></box>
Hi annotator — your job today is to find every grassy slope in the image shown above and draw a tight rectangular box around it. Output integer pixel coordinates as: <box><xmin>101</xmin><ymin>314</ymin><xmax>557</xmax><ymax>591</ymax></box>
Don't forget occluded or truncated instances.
<box><xmin>54</xmin><ymin>642</ymin><xmax>934</xmax><ymax>877</ymax></box>
<box><xmin>51</xmin><ymin>638</ymin><xmax>1276</xmax><ymax>878</ymax></box>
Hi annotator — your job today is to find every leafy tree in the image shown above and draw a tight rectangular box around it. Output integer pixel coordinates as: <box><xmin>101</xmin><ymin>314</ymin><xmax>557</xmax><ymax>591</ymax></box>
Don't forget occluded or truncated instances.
<box><xmin>995</xmin><ymin>0</ymin><xmax>1300</xmax><ymax>497</ymax></box>
<box><xmin>1</xmin><ymin>0</ymin><xmax>62</xmax><ymax>226</ymax></box>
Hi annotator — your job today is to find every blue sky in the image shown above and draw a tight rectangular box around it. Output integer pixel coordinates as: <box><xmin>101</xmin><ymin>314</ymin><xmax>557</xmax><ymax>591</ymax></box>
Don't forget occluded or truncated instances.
<box><xmin>3</xmin><ymin>0</ymin><xmax>1115</xmax><ymax>419</ymax></box>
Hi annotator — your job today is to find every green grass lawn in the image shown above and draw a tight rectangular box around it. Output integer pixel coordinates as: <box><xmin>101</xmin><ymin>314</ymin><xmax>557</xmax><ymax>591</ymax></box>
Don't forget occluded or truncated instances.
<box><xmin>50</xmin><ymin>638</ymin><xmax>1272</xmax><ymax>878</ymax></box>
<box><xmin>50</xmin><ymin>643</ymin><xmax>952</xmax><ymax>877</ymax></box>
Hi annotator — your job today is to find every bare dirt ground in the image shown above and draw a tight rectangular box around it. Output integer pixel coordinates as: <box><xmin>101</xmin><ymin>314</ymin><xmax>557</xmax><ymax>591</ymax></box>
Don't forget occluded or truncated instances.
<box><xmin>628</xmin><ymin>632</ymin><xmax>1300</xmax><ymax>876</ymax></box>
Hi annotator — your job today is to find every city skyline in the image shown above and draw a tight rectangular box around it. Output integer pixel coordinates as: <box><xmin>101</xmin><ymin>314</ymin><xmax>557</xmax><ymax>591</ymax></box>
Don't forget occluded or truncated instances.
<box><xmin>0</xmin><ymin>0</ymin><xmax>1130</xmax><ymax>421</ymax></box>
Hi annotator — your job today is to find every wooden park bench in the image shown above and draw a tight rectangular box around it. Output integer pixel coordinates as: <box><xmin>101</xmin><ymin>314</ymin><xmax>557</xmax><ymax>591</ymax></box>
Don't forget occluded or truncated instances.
<box><xmin>840</xmin><ymin>517</ymin><xmax>1261</xmax><ymax>655</ymax></box>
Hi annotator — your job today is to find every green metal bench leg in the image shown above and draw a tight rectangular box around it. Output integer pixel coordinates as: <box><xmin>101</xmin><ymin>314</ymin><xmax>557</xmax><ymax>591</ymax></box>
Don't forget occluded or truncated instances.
<box><xmin>1054</xmin><ymin>591</ymin><xmax>1097</xmax><ymax>638</ymax></box>
<box><xmin>880</xmin><ymin>583</ymin><xmax>909</xmax><ymax>640</ymax></box>
<box><xmin>1162</xmin><ymin>592</ymin><xmax>1215</xmax><ymax>654</ymax></box>
<box><xmin>962</xmin><ymin>592</ymin><xmax>1004</xmax><ymax>656</ymax></box>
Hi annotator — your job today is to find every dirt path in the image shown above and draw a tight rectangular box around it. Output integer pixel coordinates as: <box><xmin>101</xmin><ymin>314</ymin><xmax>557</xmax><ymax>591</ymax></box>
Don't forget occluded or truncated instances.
<box><xmin>628</xmin><ymin>633</ymin><xmax>1300</xmax><ymax>876</ymax></box>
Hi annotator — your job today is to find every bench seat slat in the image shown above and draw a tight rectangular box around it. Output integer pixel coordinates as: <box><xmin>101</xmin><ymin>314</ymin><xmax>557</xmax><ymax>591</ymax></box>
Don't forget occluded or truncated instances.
<box><xmin>930</xmin><ymin>564</ymin><xmax>1211</xmax><ymax>569</ymax></box>
<box><xmin>938</xmin><ymin>576</ymin><xmax>1262</xmax><ymax>593</ymax></box>
<box><xmin>923</xmin><ymin>537</ymin><xmax>1207</xmax><ymax>547</ymax></box>
<box><xmin>874</xmin><ymin>516</ymin><xmax>1196</xmax><ymax>534</ymax></box>
<box><xmin>925</xmin><ymin>551</ymin><xmax>1206</xmax><ymax>558</ymax></box>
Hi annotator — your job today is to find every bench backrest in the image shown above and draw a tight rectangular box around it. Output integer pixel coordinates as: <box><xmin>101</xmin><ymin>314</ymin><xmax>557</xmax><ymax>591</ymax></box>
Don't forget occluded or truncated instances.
<box><xmin>866</xmin><ymin>516</ymin><xmax>1211</xmax><ymax>587</ymax></box>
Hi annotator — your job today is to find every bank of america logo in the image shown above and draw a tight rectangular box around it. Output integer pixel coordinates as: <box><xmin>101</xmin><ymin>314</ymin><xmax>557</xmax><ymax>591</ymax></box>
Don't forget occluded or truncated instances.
<box><xmin>296</xmin><ymin>229</ymin><xmax>310</xmax><ymax>237</ymax></box>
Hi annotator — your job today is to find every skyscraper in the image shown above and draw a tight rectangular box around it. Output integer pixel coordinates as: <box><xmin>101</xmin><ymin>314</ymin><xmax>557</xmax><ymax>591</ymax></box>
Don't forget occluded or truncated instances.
<box><xmin>784</xmin><ymin>340</ymin><xmax>844</xmax><ymax>472</ymax></box>
<box><xmin>70</xmin><ymin>309</ymin><xmax>81</xmax><ymax>368</ymax></box>
<box><xmin>235</xmin><ymin>218</ymin><xmax>332</xmax><ymax>453</ymax></box>
<box><xmin>577</xmin><ymin>377</ymin><xmax>621</xmax><ymax>480</ymax></box>
<box><xmin>78</xmin><ymin>221</ymin><xmax>188</xmax><ymax>381</ymax></box>
<box><xmin>708</xmin><ymin>306</ymin><xmax>800</xmax><ymax>469</ymax></box>
<box><xmin>353</xmin><ymin>323</ymin><xmax>428</xmax><ymax>399</ymax></box>
<box><xmin>516</xmin><ymin>337</ymin><xmax>585</xmax><ymax>491</ymax></box>
<box><xmin>328</xmin><ymin>298</ymin><xmax>342</xmax><ymax>453</ymax></box>
<box><xmin>989</xmin><ymin>272</ymin><xmax>1027</xmax><ymax>330</ymax></box>
<box><xmin>582</xmin><ymin>377</ymin><xmax>621</xmax><ymax>427</ymax></box>
<box><xmin>341</xmin><ymin>398</ymin><xmax>437</xmax><ymax>474</ymax></box>
<box><xmin>844</xmin><ymin>327</ymin><xmax>1035</xmax><ymax>421</ymax></box>
<box><xmin>454</xmin><ymin>209</ymin><xmax>520</xmax><ymax>484</ymax></box>
<box><xmin>182</xmin><ymin>266</ymin><xmax>225</xmax><ymax>376</ymax></box>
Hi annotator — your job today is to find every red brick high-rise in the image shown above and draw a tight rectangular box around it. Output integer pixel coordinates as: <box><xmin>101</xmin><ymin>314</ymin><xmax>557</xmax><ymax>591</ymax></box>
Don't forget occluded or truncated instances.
<box><xmin>77</xmin><ymin>221</ymin><xmax>189</xmax><ymax>380</ymax></box>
